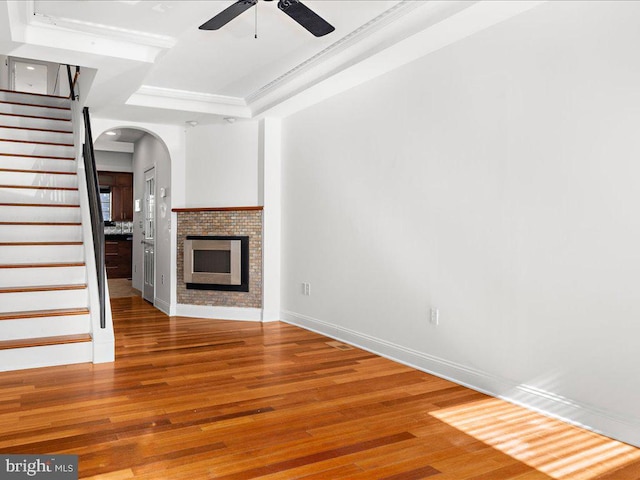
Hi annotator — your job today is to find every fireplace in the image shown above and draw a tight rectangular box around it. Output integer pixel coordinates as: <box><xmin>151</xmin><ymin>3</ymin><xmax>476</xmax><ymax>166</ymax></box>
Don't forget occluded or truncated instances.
<box><xmin>184</xmin><ymin>236</ymin><xmax>249</xmax><ymax>291</ymax></box>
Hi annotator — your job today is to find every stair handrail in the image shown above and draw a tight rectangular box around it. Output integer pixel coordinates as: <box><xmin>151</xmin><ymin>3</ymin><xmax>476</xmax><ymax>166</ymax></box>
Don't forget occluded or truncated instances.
<box><xmin>66</xmin><ymin>65</ymin><xmax>80</xmax><ymax>100</ymax></box>
<box><xmin>81</xmin><ymin>106</ymin><xmax>106</xmax><ymax>329</ymax></box>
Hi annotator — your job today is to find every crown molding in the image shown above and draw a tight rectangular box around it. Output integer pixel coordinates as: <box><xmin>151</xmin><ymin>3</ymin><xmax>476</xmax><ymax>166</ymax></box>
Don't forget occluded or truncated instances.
<box><xmin>245</xmin><ymin>0</ymin><xmax>424</xmax><ymax>105</ymax></box>
<box><xmin>127</xmin><ymin>85</ymin><xmax>251</xmax><ymax>118</ymax></box>
<box><xmin>29</xmin><ymin>1</ymin><xmax>176</xmax><ymax>49</ymax></box>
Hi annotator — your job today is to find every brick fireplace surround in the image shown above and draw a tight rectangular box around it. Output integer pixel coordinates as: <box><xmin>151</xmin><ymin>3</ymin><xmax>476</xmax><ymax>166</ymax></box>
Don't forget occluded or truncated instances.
<box><xmin>174</xmin><ymin>207</ymin><xmax>263</xmax><ymax>309</ymax></box>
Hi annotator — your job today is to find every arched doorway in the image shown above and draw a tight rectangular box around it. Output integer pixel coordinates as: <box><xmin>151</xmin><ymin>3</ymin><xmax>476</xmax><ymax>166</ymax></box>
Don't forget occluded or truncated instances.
<box><xmin>93</xmin><ymin>127</ymin><xmax>172</xmax><ymax>312</ymax></box>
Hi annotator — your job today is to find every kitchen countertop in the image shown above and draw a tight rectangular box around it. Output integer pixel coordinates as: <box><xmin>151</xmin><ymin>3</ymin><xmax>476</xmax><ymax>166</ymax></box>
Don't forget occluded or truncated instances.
<box><xmin>105</xmin><ymin>234</ymin><xmax>133</xmax><ymax>241</ymax></box>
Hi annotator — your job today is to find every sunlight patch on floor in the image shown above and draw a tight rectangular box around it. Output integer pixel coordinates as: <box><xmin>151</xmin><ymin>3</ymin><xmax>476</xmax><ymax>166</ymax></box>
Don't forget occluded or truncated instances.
<box><xmin>430</xmin><ymin>398</ymin><xmax>640</xmax><ymax>479</ymax></box>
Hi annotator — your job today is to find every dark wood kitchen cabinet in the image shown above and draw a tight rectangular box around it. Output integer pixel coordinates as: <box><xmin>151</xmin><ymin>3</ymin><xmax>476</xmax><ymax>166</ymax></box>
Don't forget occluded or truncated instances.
<box><xmin>105</xmin><ymin>236</ymin><xmax>132</xmax><ymax>279</ymax></box>
<box><xmin>99</xmin><ymin>171</ymin><xmax>133</xmax><ymax>221</ymax></box>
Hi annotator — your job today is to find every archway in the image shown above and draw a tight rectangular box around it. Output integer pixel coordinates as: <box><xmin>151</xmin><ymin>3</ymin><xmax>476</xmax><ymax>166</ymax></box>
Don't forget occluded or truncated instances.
<box><xmin>93</xmin><ymin>127</ymin><xmax>172</xmax><ymax>313</ymax></box>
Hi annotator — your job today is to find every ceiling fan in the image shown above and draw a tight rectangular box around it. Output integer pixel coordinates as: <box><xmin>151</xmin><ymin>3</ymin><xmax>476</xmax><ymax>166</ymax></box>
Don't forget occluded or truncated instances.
<box><xmin>199</xmin><ymin>0</ymin><xmax>335</xmax><ymax>37</ymax></box>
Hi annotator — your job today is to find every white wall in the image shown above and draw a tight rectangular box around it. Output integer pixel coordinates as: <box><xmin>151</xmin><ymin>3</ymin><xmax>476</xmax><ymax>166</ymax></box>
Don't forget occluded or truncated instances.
<box><xmin>185</xmin><ymin>120</ymin><xmax>260</xmax><ymax>207</ymax></box>
<box><xmin>0</xmin><ymin>55</ymin><xmax>8</xmax><ymax>90</ymax></box>
<box><xmin>279</xmin><ymin>1</ymin><xmax>640</xmax><ymax>446</ymax></box>
<box><xmin>132</xmin><ymin>134</ymin><xmax>172</xmax><ymax>311</ymax></box>
<box><xmin>95</xmin><ymin>150</ymin><xmax>133</xmax><ymax>173</ymax></box>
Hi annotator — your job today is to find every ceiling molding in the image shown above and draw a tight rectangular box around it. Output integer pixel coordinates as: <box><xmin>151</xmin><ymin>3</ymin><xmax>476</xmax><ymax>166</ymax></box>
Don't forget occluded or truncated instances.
<box><xmin>127</xmin><ymin>85</ymin><xmax>251</xmax><ymax>118</ymax></box>
<box><xmin>256</xmin><ymin>0</ymin><xmax>547</xmax><ymax>119</ymax></box>
<box><xmin>245</xmin><ymin>0</ymin><xmax>423</xmax><ymax>105</ymax></box>
<box><xmin>134</xmin><ymin>85</ymin><xmax>247</xmax><ymax>107</ymax></box>
<box><xmin>29</xmin><ymin>2</ymin><xmax>176</xmax><ymax>49</ymax></box>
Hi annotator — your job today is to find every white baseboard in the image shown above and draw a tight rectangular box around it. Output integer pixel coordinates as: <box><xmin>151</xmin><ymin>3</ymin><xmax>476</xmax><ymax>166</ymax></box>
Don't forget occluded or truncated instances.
<box><xmin>154</xmin><ymin>297</ymin><xmax>171</xmax><ymax>316</ymax></box>
<box><xmin>176</xmin><ymin>304</ymin><xmax>263</xmax><ymax>322</ymax></box>
<box><xmin>280</xmin><ymin>309</ymin><xmax>640</xmax><ymax>448</ymax></box>
<box><xmin>261</xmin><ymin>308</ymin><xmax>281</xmax><ymax>322</ymax></box>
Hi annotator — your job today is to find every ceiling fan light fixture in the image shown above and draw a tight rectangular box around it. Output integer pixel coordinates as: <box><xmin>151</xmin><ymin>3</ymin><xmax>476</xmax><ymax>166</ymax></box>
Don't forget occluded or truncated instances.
<box><xmin>186</xmin><ymin>120</ymin><xmax>199</xmax><ymax>127</ymax></box>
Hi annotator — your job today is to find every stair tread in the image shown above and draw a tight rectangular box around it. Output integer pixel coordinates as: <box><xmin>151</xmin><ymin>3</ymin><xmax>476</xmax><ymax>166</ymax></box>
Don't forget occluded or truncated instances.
<box><xmin>0</xmin><ymin>241</ymin><xmax>83</xmax><ymax>246</ymax></box>
<box><xmin>0</xmin><ymin>88</ymin><xmax>70</xmax><ymax>101</ymax></box>
<box><xmin>0</xmin><ymin>262</ymin><xmax>85</xmax><ymax>269</ymax></box>
<box><xmin>0</xmin><ymin>112</ymin><xmax>71</xmax><ymax>123</ymax></box>
<box><xmin>0</xmin><ymin>184</ymin><xmax>78</xmax><ymax>191</ymax></box>
<box><xmin>0</xmin><ymin>221</ymin><xmax>81</xmax><ymax>225</ymax></box>
<box><xmin>0</xmin><ymin>137</ymin><xmax>74</xmax><ymax>147</ymax></box>
<box><xmin>0</xmin><ymin>125</ymin><xmax>73</xmax><ymax>134</ymax></box>
<box><xmin>0</xmin><ymin>334</ymin><xmax>91</xmax><ymax>351</ymax></box>
<box><xmin>0</xmin><ymin>100</ymin><xmax>71</xmax><ymax>111</ymax></box>
<box><xmin>0</xmin><ymin>284</ymin><xmax>87</xmax><ymax>294</ymax></box>
<box><xmin>0</xmin><ymin>203</ymin><xmax>80</xmax><ymax>207</ymax></box>
<box><xmin>0</xmin><ymin>168</ymin><xmax>76</xmax><ymax>175</ymax></box>
<box><xmin>0</xmin><ymin>152</ymin><xmax>74</xmax><ymax>160</ymax></box>
<box><xmin>0</xmin><ymin>307</ymin><xmax>89</xmax><ymax>320</ymax></box>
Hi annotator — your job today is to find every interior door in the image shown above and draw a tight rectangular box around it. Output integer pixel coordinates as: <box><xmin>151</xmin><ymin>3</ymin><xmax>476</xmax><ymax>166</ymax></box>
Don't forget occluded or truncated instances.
<box><xmin>142</xmin><ymin>168</ymin><xmax>155</xmax><ymax>303</ymax></box>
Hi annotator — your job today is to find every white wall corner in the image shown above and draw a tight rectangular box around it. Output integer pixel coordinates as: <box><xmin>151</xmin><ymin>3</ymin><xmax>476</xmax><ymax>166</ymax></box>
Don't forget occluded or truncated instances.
<box><xmin>260</xmin><ymin>118</ymin><xmax>282</xmax><ymax>322</ymax></box>
<box><xmin>154</xmin><ymin>297</ymin><xmax>171</xmax><ymax>316</ymax></box>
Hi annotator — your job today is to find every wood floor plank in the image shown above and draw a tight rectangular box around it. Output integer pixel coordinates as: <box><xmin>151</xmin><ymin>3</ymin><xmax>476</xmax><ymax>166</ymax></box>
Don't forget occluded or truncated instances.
<box><xmin>0</xmin><ymin>295</ymin><xmax>638</xmax><ymax>479</ymax></box>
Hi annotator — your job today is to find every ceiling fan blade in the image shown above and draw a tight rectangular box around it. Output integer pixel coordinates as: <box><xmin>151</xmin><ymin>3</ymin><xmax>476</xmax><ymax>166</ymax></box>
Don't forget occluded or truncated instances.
<box><xmin>199</xmin><ymin>0</ymin><xmax>257</xmax><ymax>30</ymax></box>
<box><xmin>277</xmin><ymin>0</ymin><xmax>335</xmax><ymax>37</ymax></box>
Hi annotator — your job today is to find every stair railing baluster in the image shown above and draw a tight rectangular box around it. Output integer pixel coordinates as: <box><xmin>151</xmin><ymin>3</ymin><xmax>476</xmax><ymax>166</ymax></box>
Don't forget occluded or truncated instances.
<box><xmin>81</xmin><ymin>106</ymin><xmax>106</xmax><ymax>329</ymax></box>
<box><xmin>66</xmin><ymin>64</ymin><xmax>106</xmax><ymax>329</ymax></box>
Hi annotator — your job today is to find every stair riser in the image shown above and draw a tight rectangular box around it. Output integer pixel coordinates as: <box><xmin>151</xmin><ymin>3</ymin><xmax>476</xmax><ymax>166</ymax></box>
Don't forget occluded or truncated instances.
<box><xmin>0</xmin><ymin>171</ymin><xmax>78</xmax><ymax>188</ymax></box>
<box><xmin>0</xmin><ymin>288</ymin><xmax>88</xmax><ymax>313</ymax></box>
<box><xmin>0</xmin><ymin>224</ymin><xmax>83</xmax><ymax>242</ymax></box>
<box><xmin>0</xmin><ymin>126</ymin><xmax>73</xmax><ymax>144</ymax></box>
<box><xmin>0</xmin><ymin>140</ymin><xmax>74</xmax><ymax>158</ymax></box>
<box><xmin>0</xmin><ymin>103</ymin><xmax>71</xmax><ymax>120</ymax></box>
<box><xmin>0</xmin><ymin>114</ymin><xmax>72</xmax><ymax>132</ymax></box>
<box><xmin>0</xmin><ymin>91</ymin><xmax>71</xmax><ymax>109</ymax></box>
<box><xmin>0</xmin><ymin>315</ymin><xmax>90</xmax><ymax>341</ymax></box>
<box><xmin>0</xmin><ymin>244</ymin><xmax>84</xmax><ymax>264</ymax></box>
<box><xmin>0</xmin><ymin>266</ymin><xmax>86</xmax><ymax>288</ymax></box>
<box><xmin>0</xmin><ymin>205</ymin><xmax>81</xmax><ymax>223</ymax></box>
<box><xmin>0</xmin><ymin>156</ymin><xmax>76</xmax><ymax>173</ymax></box>
<box><xmin>0</xmin><ymin>342</ymin><xmax>92</xmax><ymax>372</ymax></box>
<box><xmin>0</xmin><ymin>187</ymin><xmax>79</xmax><ymax>205</ymax></box>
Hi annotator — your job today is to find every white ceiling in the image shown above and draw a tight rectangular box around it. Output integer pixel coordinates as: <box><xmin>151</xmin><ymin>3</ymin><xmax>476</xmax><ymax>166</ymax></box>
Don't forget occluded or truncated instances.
<box><xmin>0</xmin><ymin>1</ymin><xmax>546</xmax><ymax>125</ymax></box>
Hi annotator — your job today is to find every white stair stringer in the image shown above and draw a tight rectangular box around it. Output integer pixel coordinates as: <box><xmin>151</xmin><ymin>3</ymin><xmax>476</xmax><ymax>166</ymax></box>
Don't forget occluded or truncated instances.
<box><xmin>0</xmin><ymin>88</ymin><xmax>113</xmax><ymax>372</ymax></box>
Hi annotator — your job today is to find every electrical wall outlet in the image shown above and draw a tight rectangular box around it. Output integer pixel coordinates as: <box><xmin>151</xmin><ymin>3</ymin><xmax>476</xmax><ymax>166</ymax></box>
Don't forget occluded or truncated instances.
<box><xmin>430</xmin><ymin>308</ymin><xmax>439</xmax><ymax>326</ymax></box>
<box><xmin>301</xmin><ymin>282</ymin><xmax>311</xmax><ymax>296</ymax></box>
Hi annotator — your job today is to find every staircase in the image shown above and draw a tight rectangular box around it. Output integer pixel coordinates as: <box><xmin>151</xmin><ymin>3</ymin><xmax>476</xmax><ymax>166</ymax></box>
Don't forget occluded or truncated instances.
<box><xmin>0</xmin><ymin>89</ymin><xmax>97</xmax><ymax>371</ymax></box>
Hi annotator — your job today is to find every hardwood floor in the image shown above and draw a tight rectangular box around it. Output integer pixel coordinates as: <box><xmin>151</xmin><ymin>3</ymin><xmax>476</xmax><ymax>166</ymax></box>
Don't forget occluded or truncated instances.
<box><xmin>1</xmin><ymin>296</ymin><xmax>639</xmax><ymax>479</ymax></box>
